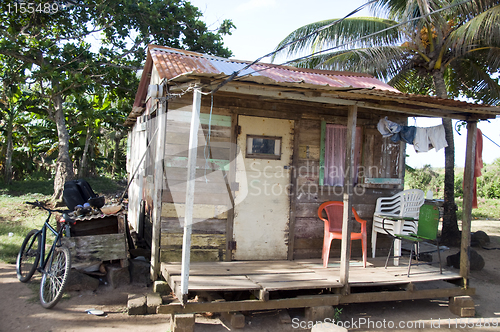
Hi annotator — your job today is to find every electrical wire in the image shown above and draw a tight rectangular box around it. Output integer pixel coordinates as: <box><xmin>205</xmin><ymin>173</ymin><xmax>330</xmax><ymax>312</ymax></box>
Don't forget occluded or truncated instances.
<box><xmin>209</xmin><ymin>0</ymin><xmax>378</xmax><ymax>94</ymax></box>
<box><xmin>204</xmin><ymin>93</ymin><xmax>214</xmax><ymax>182</ymax></box>
<box><xmin>230</xmin><ymin>0</ymin><xmax>473</xmax><ymax>82</ymax></box>
<box><xmin>482</xmin><ymin>132</ymin><xmax>500</xmax><ymax>149</ymax></box>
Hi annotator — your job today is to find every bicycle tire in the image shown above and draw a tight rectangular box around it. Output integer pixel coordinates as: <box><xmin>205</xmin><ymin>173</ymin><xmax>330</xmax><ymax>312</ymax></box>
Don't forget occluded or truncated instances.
<box><xmin>16</xmin><ymin>229</ymin><xmax>41</xmax><ymax>283</ymax></box>
<box><xmin>39</xmin><ymin>246</ymin><xmax>71</xmax><ymax>309</ymax></box>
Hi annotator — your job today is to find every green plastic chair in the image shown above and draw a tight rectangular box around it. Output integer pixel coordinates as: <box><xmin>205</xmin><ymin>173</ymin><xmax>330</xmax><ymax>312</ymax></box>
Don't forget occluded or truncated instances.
<box><xmin>384</xmin><ymin>204</ymin><xmax>442</xmax><ymax>277</ymax></box>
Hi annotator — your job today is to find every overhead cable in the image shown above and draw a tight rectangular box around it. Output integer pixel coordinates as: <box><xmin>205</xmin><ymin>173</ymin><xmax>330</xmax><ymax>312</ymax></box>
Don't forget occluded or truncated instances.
<box><xmin>209</xmin><ymin>0</ymin><xmax>378</xmax><ymax>94</ymax></box>
<box><xmin>231</xmin><ymin>0</ymin><xmax>473</xmax><ymax>81</ymax></box>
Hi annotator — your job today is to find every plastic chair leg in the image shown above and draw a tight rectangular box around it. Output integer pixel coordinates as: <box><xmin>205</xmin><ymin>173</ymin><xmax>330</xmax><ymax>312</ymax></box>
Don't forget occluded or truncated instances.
<box><xmin>362</xmin><ymin>236</ymin><xmax>367</xmax><ymax>268</ymax></box>
<box><xmin>322</xmin><ymin>238</ymin><xmax>333</xmax><ymax>268</ymax></box>
<box><xmin>371</xmin><ymin>229</ymin><xmax>378</xmax><ymax>258</ymax></box>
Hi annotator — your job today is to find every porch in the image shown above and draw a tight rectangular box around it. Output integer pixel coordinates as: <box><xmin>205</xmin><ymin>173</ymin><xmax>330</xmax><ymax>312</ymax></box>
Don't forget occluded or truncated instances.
<box><xmin>158</xmin><ymin>257</ymin><xmax>473</xmax><ymax>315</ymax></box>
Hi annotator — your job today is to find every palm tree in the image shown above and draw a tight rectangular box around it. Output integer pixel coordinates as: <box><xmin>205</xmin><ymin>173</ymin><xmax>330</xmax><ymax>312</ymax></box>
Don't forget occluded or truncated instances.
<box><xmin>273</xmin><ymin>0</ymin><xmax>500</xmax><ymax>245</ymax></box>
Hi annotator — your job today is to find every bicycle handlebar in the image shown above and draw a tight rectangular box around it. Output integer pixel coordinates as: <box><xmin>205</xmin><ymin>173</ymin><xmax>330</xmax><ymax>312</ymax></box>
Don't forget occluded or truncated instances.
<box><xmin>25</xmin><ymin>201</ymin><xmax>67</xmax><ymax>214</ymax></box>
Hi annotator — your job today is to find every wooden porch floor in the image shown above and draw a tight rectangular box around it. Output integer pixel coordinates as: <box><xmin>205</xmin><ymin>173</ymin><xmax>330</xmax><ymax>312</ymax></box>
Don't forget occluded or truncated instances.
<box><xmin>158</xmin><ymin>258</ymin><xmax>473</xmax><ymax>314</ymax></box>
<box><xmin>161</xmin><ymin>258</ymin><xmax>461</xmax><ymax>294</ymax></box>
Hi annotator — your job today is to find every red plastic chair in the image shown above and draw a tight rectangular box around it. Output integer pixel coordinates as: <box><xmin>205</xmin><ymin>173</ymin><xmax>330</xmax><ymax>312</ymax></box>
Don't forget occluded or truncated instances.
<box><xmin>318</xmin><ymin>201</ymin><xmax>367</xmax><ymax>268</ymax></box>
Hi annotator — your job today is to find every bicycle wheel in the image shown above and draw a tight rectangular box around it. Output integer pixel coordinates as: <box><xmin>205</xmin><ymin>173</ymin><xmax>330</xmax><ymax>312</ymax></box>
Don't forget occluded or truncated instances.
<box><xmin>39</xmin><ymin>246</ymin><xmax>71</xmax><ymax>309</ymax></box>
<box><xmin>16</xmin><ymin>229</ymin><xmax>41</xmax><ymax>283</ymax></box>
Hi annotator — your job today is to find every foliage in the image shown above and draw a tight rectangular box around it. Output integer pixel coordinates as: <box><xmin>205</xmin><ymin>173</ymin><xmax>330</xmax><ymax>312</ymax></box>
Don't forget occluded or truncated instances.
<box><xmin>404</xmin><ymin>164</ymin><xmax>444</xmax><ymax>198</ymax></box>
<box><xmin>473</xmin><ymin>158</ymin><xmax>500</xmax><ymax>199</ymax></box>
<box><xmin>0</xmin><ymin>0</ymin><xmax>235</xmax><ymax>191</ymax></box>
<box><xmin>406</xmin><ymin>158</ymin><xmax>500</xmax><ymax>200</ymax></box>
<box><xmin>273</xmin><ymin>0</ymin><xmax>500</xmax><ymax>104</ymax></box>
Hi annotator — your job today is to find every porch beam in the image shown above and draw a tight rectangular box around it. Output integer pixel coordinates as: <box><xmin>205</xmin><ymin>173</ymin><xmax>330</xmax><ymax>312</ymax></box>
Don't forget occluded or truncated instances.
<box><xmin>157</xmin><ymin>286</ymin><xmax>474</xmax><ymax>315</ymax></box>
<box><xmin>340</xmin><ymin>105</ymin><xmax>357</xmax><ymax>291</ymax></box>
<box><xmin>460</xmin><ymin>121</ymin><xmax>477</xmax><ymax>287</ymax></box>
<box><xmin>180</xmin><ymin>85</ymin><xmax>203</xmax><ymax>304</ymax></box>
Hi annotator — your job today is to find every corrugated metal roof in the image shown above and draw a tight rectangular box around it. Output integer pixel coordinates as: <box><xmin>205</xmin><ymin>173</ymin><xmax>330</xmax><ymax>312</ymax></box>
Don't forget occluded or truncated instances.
<box><xmin>148</xmin><ymin>45</ymin><xmax>400</xmax><ymax>92</ymax></box>
<box><xmin>124</xmin><ymin>45</ymin><xmax>500</xmax><ymax>126</ymax></box>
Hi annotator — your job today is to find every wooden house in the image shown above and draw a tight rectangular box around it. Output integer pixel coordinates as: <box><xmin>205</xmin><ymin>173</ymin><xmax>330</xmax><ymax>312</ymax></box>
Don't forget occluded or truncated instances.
<box><xmin>125</xmin><ymin>45</ymin><xmax>500</xmax><ymax>318</ymax></box>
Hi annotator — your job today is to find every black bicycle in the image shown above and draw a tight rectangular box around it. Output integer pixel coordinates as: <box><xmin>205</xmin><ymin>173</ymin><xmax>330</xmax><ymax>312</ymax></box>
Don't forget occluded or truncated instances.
<box><xmin>16</xmin><ymin>201</ymin><xmax>73</xmax><ymax>309</ymax></box>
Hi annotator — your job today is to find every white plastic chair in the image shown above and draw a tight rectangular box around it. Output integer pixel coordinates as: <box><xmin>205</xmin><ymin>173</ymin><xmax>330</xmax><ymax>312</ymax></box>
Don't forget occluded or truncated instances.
<box><xmin>371</xmin><ymin>189</ymin><xmax>425</xmax><ymax>265</ymax></box>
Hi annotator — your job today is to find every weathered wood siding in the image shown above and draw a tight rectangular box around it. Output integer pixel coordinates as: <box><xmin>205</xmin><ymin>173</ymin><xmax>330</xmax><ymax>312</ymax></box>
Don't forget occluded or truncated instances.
<box><xmin>160</xmin><ymin>95</ymin><xmax>232</xmax><ymax>262</ymax></box>
<box><xmin>293</xmin><ymin>118</ymin><xmax>404</xmax><ymax>259</ymax></box>
<box><xmin>154</xmin><ymin>90</ymin><xmax>407</xmax><ymax>262</ymax></box>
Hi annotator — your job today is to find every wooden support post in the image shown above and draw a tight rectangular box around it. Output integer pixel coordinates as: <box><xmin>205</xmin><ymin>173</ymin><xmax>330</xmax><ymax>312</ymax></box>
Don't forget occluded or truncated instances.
<box><xmin>150</xmin><ymin>99</ymin><xmax>167</xmax><ymax>281</ymax></box>
<box><xmin>225</xmin><ymin>113</ymin><xmax>238</xmax><ymax>261</ymax></box>
<box><xmin>340</xmin><ymin>105</ymin><xmax>357</xmax><ymax>293</ymax></box>
<box><xmin>288</xmin><ymin>118</ymin><xmax>300</xmax><ymax>260</ymax></box>
<box><xmin>460</xmin><ymin>121</ymin><xmax>477</xmax><ymax>288</ymax></box>
<box><xmin>180</xmin><ymin>86</ymin><xmax>202</xmax><ymax>304</ymax></box>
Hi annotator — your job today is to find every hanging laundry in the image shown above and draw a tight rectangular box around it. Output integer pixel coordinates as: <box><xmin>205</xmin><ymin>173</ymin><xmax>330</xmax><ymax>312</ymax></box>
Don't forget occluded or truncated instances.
<box><xmin>473</xmin><ymin>128</ymin><xmax>483</xmax><ymax>209</ymax></box>
<box><xmin>377</xmin><ymin>117</ymin><xmax>402</xmax><ymax>137</ymax></box>
<box><xmin>390</xmin><ymin>126</ymin><xmax>416</xmax><ymax>144</ymax></box>
<box><xmin>413</xmin><ymin>124</ymin><xmax>448</xmax><ymax>152</ymax></box>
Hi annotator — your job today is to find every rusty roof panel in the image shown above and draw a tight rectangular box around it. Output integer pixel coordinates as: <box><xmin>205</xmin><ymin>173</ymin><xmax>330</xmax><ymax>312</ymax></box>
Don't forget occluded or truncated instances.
<box><xmin>149</xmin><ymin>46</ymin><xmax>398</xmax><ymax>92</ymax></box>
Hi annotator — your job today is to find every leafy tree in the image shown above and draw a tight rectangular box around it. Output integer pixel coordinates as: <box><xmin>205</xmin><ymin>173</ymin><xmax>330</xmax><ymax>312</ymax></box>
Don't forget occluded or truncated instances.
<box><xmin>273</xmin><ymin>0</ymin><xmax>500</xmax><ymax>245</ymax></box>
<box><xmin>0</xmin><ymin>56</ymin><xmax>34</xmax><ymax>183</ymax></box>
<box><xmin>0</xmin><ymin>0</ymin><xmax>234</xmax><ymax>200</ymax></box>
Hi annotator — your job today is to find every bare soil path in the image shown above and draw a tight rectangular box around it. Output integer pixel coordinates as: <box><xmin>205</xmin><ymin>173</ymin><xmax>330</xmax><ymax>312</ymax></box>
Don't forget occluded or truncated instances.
<box><xmin>1</xmin><ymin>220</ymin><xmax>500</xmax><ymax>331</ymax></box>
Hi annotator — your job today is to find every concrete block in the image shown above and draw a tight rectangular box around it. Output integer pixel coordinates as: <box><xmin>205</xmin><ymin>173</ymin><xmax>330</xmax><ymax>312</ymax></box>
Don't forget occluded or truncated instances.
<box><xmin>170</xmin><ymin>313</ymin><xmax>195</xmax><ymax>332</ymax></box>
<box><xmin>153</xmin><ymin>280</ymin><xmax>171</xmax><ymax>294</ymax></box>
<box><xmin>449</xmin><ymin>296</ymin><xmax>475</xmax><ymax>317</ymax></box>
<box><xmin>129</xmin><ymin>258</ymin><xmax>151</xmax><ymax>285</ymax></box>
<box><xmin>147</xmin><ymin>292</ymin><xmax>162</xmax><ymax>314</ymax></box>
<box><xmin>66</xmin><ymin>268</ymin><xmax>100</xmax><ymax>291</ymax></box>
<box><xmin>305</xmin><ymin>306</ymin><xmax>336</xmax><ymax>322</ymax></box>
<box><xmin>106</xmin><ymin>264</ymin><xmax>130</xmax><ymax>288</ymax></box>
<box><xmin>278</xmin><ymin>309</ymin><xmax>292</xmax><ymax>324</ymax></box>
<box><xmin>128</xmin><ymin>294</ymin><xmax>147</xmax><ymax>315</ymax></box>
<box><xmin>221</xmin><ymin>312</ymin><xmax>245</xmax><ymax>329</ymax></box>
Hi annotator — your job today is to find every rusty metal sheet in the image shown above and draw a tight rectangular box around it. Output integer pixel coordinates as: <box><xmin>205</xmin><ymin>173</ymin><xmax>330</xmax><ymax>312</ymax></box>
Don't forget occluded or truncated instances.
<box><xmin>148</xmin><ymin>45</ymin><xmax>398</xmax><ymax>92</ymax></box>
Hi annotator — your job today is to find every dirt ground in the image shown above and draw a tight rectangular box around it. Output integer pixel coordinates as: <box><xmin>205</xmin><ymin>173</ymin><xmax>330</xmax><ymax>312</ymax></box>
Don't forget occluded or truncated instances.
<box><xmin>1</xmin><ymin>220</ymin><xmax>500</xmax><ymax>332</ymax></box>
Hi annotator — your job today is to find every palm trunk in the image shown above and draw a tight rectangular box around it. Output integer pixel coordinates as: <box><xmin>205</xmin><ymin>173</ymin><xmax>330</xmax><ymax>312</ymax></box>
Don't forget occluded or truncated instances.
<box><xmin>432</xmin><ymin>70</ymin><xmax>460</xmax><ymax>245</ymax></box>
<box><xmin>52</xmin><ymin>92</ymin><xmax>75</xmax><ymax>201</ymax></box>
<box><xmin>112</xmin><ymin>130</ymin><xmax>124</xmax><ymax>176</ymax></box>
<box><xmin>79</xmin><ymin>125</ymin><xmax>93</xmax><ymax>177</ymax></box>
<box><xmin>4</xmin><ymin>111</ymin><xmax>14</xmax><ymax>184</ymax></box>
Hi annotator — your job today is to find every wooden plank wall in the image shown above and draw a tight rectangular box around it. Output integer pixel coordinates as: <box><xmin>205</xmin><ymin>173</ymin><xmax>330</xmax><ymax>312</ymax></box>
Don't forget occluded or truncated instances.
<box><xmin>155</xmin><ymin>91</ymin><xmax>407</xmax><ymax>262</ymax></box>
<box><xmin>142</xmin><ymin>114</ymin><xmax>158</xmax><ymax>248</ymax></box>
<box><xmin>293</xmin><ymin>118</ymin><xmax>403</xmax><ymax>259</ymax></box>
<box><xmin>160</xmin><ymin>96</ymin><xmax>232</xmax><ymax>262</ymax></box>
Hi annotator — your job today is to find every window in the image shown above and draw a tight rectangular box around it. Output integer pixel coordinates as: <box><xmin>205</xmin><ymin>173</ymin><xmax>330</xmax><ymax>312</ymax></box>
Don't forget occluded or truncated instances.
<box><xmin>321</xmin><ymin>123</ymin><xmax>362</xmax><ymax>186</ymax></box>
<box><xmin>246</xmin><ymin>135</ymin><xmax>281</xmax><ymax>160</ymax></box>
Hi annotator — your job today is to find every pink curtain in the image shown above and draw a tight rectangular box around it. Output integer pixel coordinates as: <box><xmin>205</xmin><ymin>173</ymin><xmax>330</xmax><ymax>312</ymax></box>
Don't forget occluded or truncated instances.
<box><xmin>324</xmin><ymin>124</ymin><xmax>362</xmax><ymax>186</ymax></box>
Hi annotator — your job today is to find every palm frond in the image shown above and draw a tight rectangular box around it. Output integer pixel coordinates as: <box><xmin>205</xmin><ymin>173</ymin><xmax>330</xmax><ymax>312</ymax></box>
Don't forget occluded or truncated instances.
<box><xmin>448</xmin><ymin>4</ymin><xmax>500</xmax><ymax>54</ymax></box>
<box><xmin>272</xmin><ymin>17</ymin><xmax>401</xmax><ymax>61</ymax></box>
<box><xmin>448</xmin><ymin>56</ymin><xmax>500</xmax><ymax>105</ymax></box>
<box><xmin>451</xmin><ymin>0</ymin><xmax>500</xmax><ymax>22</ymax></box>
<box><xmin>288</xmin><ymin>45</ymin><xmax>409</xmax><ymax>82</ymax></box>
<box><xmin>389</xmin><ymin>68</ymin><xmax>435</xmax><ymax>94</ymax></box>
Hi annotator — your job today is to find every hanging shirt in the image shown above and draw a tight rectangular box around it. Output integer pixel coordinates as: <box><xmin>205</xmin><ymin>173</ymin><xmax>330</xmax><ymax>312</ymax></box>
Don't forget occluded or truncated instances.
<box><xmin>377</xmin><ymin>117</ymin><xmax>402</xmax><ymax>137</ymax></box>
<box><xmin>414</xmin><ymin>125</ymin><xmax>448</xmax><ymax>152</ymax></box>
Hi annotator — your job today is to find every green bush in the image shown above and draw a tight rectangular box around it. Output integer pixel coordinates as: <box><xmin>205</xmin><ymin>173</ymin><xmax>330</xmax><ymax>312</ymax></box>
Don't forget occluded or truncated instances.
<box><xmin>404</xmin><ymin>165</ymin><xmax>444</xmax><ymax>198</ymax></box>
<box><xmin>476</xmin><ymin>162</ymin><xmax>500</xmax><ymax>199</ymax></box>
<box><xmin>407</xmin><ymin>158</ymin><xmax>500</xmax><ymax>200</ymax></box>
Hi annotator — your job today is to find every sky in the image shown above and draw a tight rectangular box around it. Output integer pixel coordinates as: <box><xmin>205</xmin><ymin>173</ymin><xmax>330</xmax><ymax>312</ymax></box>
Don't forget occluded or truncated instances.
<box><xmin>188</xmin><ymin>0</ymin><xmax>500</xmax><ymax>169</ymax></box>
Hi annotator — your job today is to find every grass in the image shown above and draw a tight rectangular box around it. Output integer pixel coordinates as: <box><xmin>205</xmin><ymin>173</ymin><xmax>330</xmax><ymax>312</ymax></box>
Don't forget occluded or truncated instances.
<box><xmin>0</xmin><ymin>193</ymin><xmax>50</xmax><ymax>264</ymax></box>
<box><xmin>456</xmin><ymin>198</ymin><xmax>500</xmax><ymax>220</ymax></box>
<box><xmin>0</xmin><ymin>176</ymin><xmax>126</xmax><ymax>264</ymax></box>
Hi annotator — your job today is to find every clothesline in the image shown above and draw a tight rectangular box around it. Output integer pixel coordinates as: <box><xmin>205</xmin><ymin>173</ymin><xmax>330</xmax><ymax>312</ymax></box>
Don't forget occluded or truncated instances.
<box><xmin>377</xmin><ymin>117</ymin><xmax>448</xmax><ymax>153</ymax></box>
